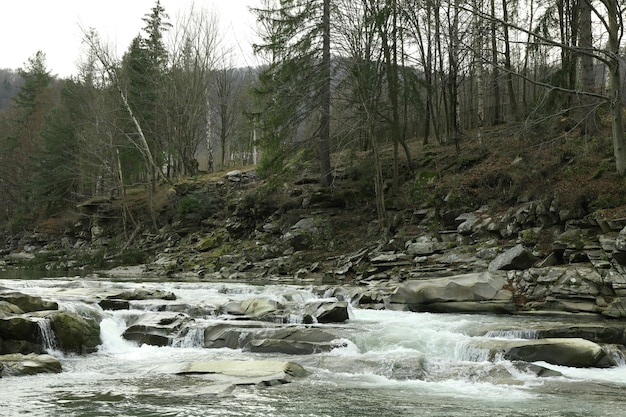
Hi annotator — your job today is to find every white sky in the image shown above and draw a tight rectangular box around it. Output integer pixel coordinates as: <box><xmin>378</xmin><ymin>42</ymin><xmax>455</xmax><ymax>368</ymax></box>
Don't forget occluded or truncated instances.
<box><xmin>1</xmin><ymin>0</ymin><xmax>261</xmax><ymax>77</ymax></box>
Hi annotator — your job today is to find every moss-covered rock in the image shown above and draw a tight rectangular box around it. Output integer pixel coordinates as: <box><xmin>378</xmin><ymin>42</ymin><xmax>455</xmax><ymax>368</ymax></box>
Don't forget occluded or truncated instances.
<box><xmin>46</xmin><ymin>311</ymin><xmax>101</xmax><ymax>353</ymax></box>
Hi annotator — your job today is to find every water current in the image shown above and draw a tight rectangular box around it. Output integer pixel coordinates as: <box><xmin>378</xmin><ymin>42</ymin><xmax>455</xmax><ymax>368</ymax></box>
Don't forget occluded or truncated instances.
<box><xmin>2</xmin><ymin>277</ymin><xmax>626</xmax><ymax>417</ymax></box>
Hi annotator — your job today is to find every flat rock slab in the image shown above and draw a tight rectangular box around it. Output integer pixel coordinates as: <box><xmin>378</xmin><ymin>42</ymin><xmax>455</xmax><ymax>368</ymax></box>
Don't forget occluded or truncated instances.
<box><xmin>177</xmin><ymin>359</ymin><xmax>306</xmax><ymax>377</ymax></box>
<box><xmin>473</xmin><ymin>337</ymin><xmax>615</xmax><ymax>368</ymax></box>
<box><xmin>0</xmin><ymin>353</ymin><xmax>62</xmax><ymax>376</ymax></box>
<box><xmin>162</xmin><ymin>360</ymin><xmax>307</xmax><ymax>388</ymax></box>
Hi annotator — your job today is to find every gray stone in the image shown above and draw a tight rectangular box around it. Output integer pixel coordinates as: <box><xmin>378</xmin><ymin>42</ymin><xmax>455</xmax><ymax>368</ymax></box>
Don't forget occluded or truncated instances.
<box><xmin>0</xmin><ymin>353</ymin><xmax>62</xmax><ymax>376</ymax></box>
<box><xmin>501</xmin><ymin>338</ymin><xmax>614</xmax><ymax>368</ymax></box>
<box><xmin>488</xmin><ymin>245</ymin><xmax>538</xmax><ymax>271</ymax></box>
<box><xmin>0</xmin><ymin>292</ymin><xmax>58</xmax><ymax>312</ymax></box>
<box><xmin>304</xmin><ymin>301</ymin><xmax>349</xmax><ymax>323</ymax></box>
<box><xmin>123</xmin><ymin>312</ymin><xmax>190</xmax><ymax>346</ymax></box>
<box><xmin>46</xmin><ymin>311</ymin><xmax>101</xmax><ymax>354</ymax></box>
<box><xmin>389</xmin><ymin>272</ymin><xmax>507</xmax><ymax>309</ymax></box>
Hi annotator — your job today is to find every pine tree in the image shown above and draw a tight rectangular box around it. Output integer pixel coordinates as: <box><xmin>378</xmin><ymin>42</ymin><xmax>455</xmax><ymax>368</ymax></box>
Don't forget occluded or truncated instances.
<box><xmin>0</xmin><ymin>51</ymin><xmax>56</xmax><ymax>220</ymax></box>
<box><xmin>253</xmin><ymin>0</ymin><xmax>332</xmax><ymax>186</ymax></box>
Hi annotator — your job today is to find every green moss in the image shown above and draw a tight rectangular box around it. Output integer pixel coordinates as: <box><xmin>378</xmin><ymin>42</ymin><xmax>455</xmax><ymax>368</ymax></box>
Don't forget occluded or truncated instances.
<box><xmin>196</xmin><ymin>230</ymin><xmax>227</xmax><ymax>251</ymax></box>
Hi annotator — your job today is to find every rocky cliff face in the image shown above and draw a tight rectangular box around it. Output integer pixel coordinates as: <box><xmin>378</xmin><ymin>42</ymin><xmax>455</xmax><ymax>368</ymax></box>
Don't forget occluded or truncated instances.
<box><xmin>3</xmin><ymin>168</ymin><xmax>626</xmax><ymax>318</ymax></box>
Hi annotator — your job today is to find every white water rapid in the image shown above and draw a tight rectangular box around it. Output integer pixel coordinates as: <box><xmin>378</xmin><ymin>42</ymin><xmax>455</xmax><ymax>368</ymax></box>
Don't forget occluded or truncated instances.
<box><xmin>1</xmin><ymin>277</ymin><xmax>626</xmax><ymax>417</ymax></box>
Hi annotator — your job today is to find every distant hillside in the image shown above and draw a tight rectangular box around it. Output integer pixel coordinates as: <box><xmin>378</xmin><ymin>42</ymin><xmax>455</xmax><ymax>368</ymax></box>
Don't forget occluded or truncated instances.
<box><xmin>0</xmin><ymin>69</ymin><xmax>23</xmax><ymax>110</ymax></box>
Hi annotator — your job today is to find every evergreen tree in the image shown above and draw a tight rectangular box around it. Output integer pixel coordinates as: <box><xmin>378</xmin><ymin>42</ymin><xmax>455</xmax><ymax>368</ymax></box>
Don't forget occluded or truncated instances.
<box><xmin>253</xmin><ymin>0</ymin><xmax>332</xmax><ymax>186</ymax></box>
<box><xmin>29</xmin><ymin>81</ymin><xmax>81</xmax><ymax>213</ymax></box>
<box><xmin>0</xmin><ymin>51</ymin><xmax>56</xmax><ymax>220</ymax></box>
<box><xmin>121</xmin><ymin>0</ymin><xmax>171</xmax><ymax>182</ymax></box>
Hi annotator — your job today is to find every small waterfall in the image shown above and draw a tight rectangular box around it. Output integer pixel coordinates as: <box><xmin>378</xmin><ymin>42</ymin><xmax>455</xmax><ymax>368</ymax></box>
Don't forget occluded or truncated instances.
<box><xmin>604</xmin><ymin>344</ymin><xmax>626</xmax><ymax>366</ymax></box>
<box><xmin>457</xmin><ymin>343</ymin><xmax>493</xmax><ymax>362</ymax></box>
<box><xmin>484</xmin><ymin>329</ymin><xmax>538</xmax><ymax>340</ymax></box>
<box><xmin>37</xmin><ymin>318</ymin><xmax>57</xmax><ymax>352</ymax></box>
<box><xmin>171</xmin><ymin>327</ymin><xmax>205</xmax><ymax>348</ymax></box>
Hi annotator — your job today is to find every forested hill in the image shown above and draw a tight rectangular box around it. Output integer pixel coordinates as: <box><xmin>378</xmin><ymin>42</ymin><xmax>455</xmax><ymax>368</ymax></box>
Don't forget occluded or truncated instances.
<box><xmin>2</xmin><ymin>0</ymin><xmax>626</xmax><ymax>242</ymax></box>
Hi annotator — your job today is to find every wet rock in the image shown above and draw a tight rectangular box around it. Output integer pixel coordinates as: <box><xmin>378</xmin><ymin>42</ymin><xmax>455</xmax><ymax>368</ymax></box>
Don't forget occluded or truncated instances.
<box><xmin>0</xmin><ymin>316</ymin><xmax>39</xmax><ymax>342</ymax></box>
<box><xmin>202</xmin><ymin>322</ymin><xmax>261</xmax><ymax>349</ymax></box>
<box><xmin>0</xmin><ymin>292</ymin><xmax>58</xmax><ymax>312</ymax></box>
<box><xmin>240</xmin><ymin>298</ymin><xmax>284</xmax><ymax>319</ymax></box>
<box><xmin>0</xmin><ymin>301</ymin><xmax>24</xmax><ymax>316</ymax></box>
<box><xmin>123</xmin><ymin>312</ymin><xmax>190</xmax><ymax>346</ymax></box>
<box><xmin>46</xmin><ymin>311</ymin><xmax>101</xmax><ymax>353</ymax></box>
<box><xmin>514</xmin><ymin>362</ymin><xmax>563</xmax><ymax>378</ymax></box>
<box><xmin>0</xmin><ymin>353</ymin><xmax>62</xmax><ymax>376</ymax></box>
<box><xmin>98</xmin><ymin>299</ymin><xmax>130</xmax><ymax>311</ymax></box>
<box><xmin>536</xmin><ymin>325</ymin><xmax>626</xmax><ymax>345</ymax></box>
<box><xmin>475</xmin><ymin>338</ymin><xmax>615</xmax><ymax>368</ymax></box>
<box><xmin>245</xmin><ymin>338</ymin><xmax>341</xmax><ymax>355</ymax></box>
<box><xmin>106</xmin><ymin>288</ymin><xmax>176</xmax><ymax>301</ymax></box>
<box><xmin>304</xmin><ymin>301</ymin><xmax>350</xmax><ymax>323</ymax></box>
<box><xmin>488</xmin><ymin>245</ymin><xmax>538</xmax><ymax>271</ymax></box>
<box><xmin>174</xmin><ymin>359</ymin><xmax>306</xmax><ymax>387</ymax></box>
<box><xmin>389</xmin><ymin>272</ymin><xmax>507</xmax><ymax>310</ymax></box>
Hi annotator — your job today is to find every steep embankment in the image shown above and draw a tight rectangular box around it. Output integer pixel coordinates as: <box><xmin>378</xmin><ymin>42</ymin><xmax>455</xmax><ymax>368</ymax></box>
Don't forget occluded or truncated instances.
<box><xmin>3</xmin><ymin>124</ymin><xmax>626</xmax><ymax>317</ymax></box>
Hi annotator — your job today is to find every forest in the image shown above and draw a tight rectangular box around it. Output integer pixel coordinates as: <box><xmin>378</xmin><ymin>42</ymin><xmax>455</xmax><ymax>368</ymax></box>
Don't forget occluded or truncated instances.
<box><xmin>0</xmin><ymin>0</ymin><xmax>624</xmax><ymax>234</ymax></box>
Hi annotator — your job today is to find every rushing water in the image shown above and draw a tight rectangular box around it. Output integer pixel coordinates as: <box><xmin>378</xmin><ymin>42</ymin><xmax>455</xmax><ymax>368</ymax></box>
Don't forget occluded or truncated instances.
<box><xmin>2</xmin><ymin>277</ymin><xmax>626</xmax><ymax>417</ymax></box>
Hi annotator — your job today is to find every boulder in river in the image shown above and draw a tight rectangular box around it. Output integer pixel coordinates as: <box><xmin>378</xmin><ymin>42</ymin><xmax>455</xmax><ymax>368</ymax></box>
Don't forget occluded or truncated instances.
<box><xmin>174</xmin><ymin>359</ymin><xmax>307</xmax><ymax>388</ymax></box>
<box><xmin>46</xmin><ymin>311</ymin><xmax>101</xmax><ymax>354</ymax></box>
<box><xmin>473</xmin><ymin>337</ymin><xmax>615</xmax><ymax>368</ymax></box>
<box><xmin>0</xmin><ymin>292</ymin><xmax>58</xmax><ymax>312</ymax></box>
<box><xmin>389</xmin><ymin>271</ymin><xmax>510</xmax><ymax>312</ymax></box>
<box><xmin>0</xmin><ymin>353</ymin><xmax>62</xmax><ymax>376</ymax></box>
<box><xmin>123</xmin><ymin>312</ymin><xmax>191</xmax><ymax>346</ymax></box>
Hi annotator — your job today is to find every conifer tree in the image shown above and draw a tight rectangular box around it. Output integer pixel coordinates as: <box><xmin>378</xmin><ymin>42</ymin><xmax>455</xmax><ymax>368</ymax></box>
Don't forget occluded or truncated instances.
<box><xmin>253</xmin><ymin>0</ymin><xmax>332</xmax><ymax>186</ymax></box>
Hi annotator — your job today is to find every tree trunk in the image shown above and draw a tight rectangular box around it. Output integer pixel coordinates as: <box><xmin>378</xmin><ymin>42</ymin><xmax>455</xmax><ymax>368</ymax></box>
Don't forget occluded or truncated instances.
<box><xmin>578</xmin><ymin>0</ymin><xmax>597</xmax><ymax>135</ymax></box>
<box><xmin>490</xmin><ymin>0</ymin><xmax>501</xmax><ymax>125</ymax></box>
<box><xmin>320</xmin><ymin>0</ymin><xmax>332</xmax><ymax>187</ymax></box>
<box><xmin>502</xmin><ymin>0</ymin><xmax>518</xmax><ymax>121</ymax></box>
<box><xmin>606</xmin><ymin>0</ymin><xmax>626</xmax><ymax>175</ymax></box>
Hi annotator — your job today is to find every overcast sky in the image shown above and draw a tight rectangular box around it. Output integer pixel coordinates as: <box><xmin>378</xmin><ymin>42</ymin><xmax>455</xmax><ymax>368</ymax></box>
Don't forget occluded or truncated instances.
<box><xmin>2</xmin><ymin>0</ymin><xmax>261</xmax><ymax>77</ymax></box>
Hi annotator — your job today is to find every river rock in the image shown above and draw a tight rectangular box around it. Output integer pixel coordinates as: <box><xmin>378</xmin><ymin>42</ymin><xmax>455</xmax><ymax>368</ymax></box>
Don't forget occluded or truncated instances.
<box><xmin>389</xmin><ymin>271</ymin><xmax>508</xmax><ymax>311</ymax></box>
<box><xmin>45</xmin><ymin>311</ymin><xmax>101</xmax><ymax>353</ymax></box>
<box><xmin>304</xmin><ymin>301</ymin><xmax>350</xmax><ymax>323</ymax></box>
<box><xmin>536</xmin><ymin>325</ymin><xmax>626</xmax><ymax>345</ymax></box>
<box><xmin>0</xmin><ymin>353</ymin><xmax>62</xmax><ymax>376</ymax></box>
<box><xmin>0</xmin><ymin>316</ymin><xmax>42</xmax><ymax>354</ymax></box>
<box><xmin>245</xmin><ymin>338</ymin><xmax>339</xmax><ymax>355</ymax></box>
<box><xmin>475</xmin><ymin>338</ymin><xmax>615</xmax><ymax>368</ymax></box>
<box><xmin>240</xmin><ymin>298</ymin><xmax>284</xmax><ymax>319</ymax></box>
<box><xmin>488</xmin><ymin>245</ymin><xmax>538</xmax><ymax>271</ymax></box>
<box><xmin>0</xmin><ymin>316</ymin><xmax>39</xmax><ymax>341</ymax></box>
<box><xmin>0</xmin><ymin>292</ymin><xmax>58</xmax><ymax>312</ymax></box>
<box><xmin>106</xmin><ymin>288</ymin><xmax>176</xmax><ymax>301</ymax></box>
<box><xmin>0</xmin><ymin>301</ymin><xmax>24</xmax><ymax>316</ymax></box>
<box><xmin>175</xmin><ymin>359</ymin><xmax>306</xmax><ymax>387</ymax></box>
<box><xmin>123</xmin><ymin>312</ymin><xmax>190</xmax><ymax>346</ymax></box>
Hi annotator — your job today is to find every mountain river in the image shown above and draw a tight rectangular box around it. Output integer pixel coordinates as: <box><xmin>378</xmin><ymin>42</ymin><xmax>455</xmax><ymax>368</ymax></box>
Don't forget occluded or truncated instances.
<box><xmin>1</xmin><ymin>276</ymin><xmax>626</xmax><ymax>416</ymax></box>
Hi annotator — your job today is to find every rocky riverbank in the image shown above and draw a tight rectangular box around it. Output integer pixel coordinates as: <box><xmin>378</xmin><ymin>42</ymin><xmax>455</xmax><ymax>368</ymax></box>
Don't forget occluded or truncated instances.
<box><xmin>3</xmin><ymin>166</ymin><xmax>626</xmax><ymax>377</ymax></box>
<box><xmin>3</xmin><ymin>169</ymin><xmax>626</xmax><ymax>318</ymax></box>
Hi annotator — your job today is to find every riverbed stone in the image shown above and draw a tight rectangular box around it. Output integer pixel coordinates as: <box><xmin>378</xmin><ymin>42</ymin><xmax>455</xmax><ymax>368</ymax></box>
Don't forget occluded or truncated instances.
<box><xmin>174</xmin><ymin>359</ymin><xmax>306</xmax><ymax>388</ymax></box>
<box><xmin>389</xmin><ymin>271</ymin><xmax>507</xmax><ymax>310</ymax></box>
<box><xmin>123</xmin><ymin>312</ymin><xmax>190</xmax><ymax>346</ymax></box>
<box><xmin>475</xmin><ymin>338</ymin><xmax>615</xmax><ymax>368</ymax></box>
<box><xmin>488</xmin><ymin>245</ymin><xmax>538</xmax><ymax>271</ymax></box>
<box><xmin>240</xmin><ymin>298</ymin><xmax>284</xmax><ymax>319</ymax></box>
<box><xmin>46</xmin><ymin>311</ymin><xmax>101</xmax><ymax>353</ymax></box>
<box><xmin>304</xmin><ymin>301</ymin><xmax>349</xmax><ymax>323</ymax></box>
<box><xmin>0</xmin><ymin>292</ymin><xmax>58</xmax><ymax>312</ymax></box>
<box><xmin>0</xmin><ymin>353</ymin><xmax>62</xmax><ymax>376</ymax></box>
<box><xmin>106</xmin><ymin>288</ymin><xmax>176</xmax><ymax>301</ymax></box>
<box><xmin>0</xmin><ymin>301</ymin><xmax>24</xmax><ymax>316</ymax></box>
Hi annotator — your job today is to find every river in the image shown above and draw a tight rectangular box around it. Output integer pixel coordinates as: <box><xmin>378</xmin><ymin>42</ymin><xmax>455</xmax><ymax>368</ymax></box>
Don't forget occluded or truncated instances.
<box><xmin>1</xmin><ymin>276</ymin><xmax>626</xmax><ymax>417</ymax></box>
